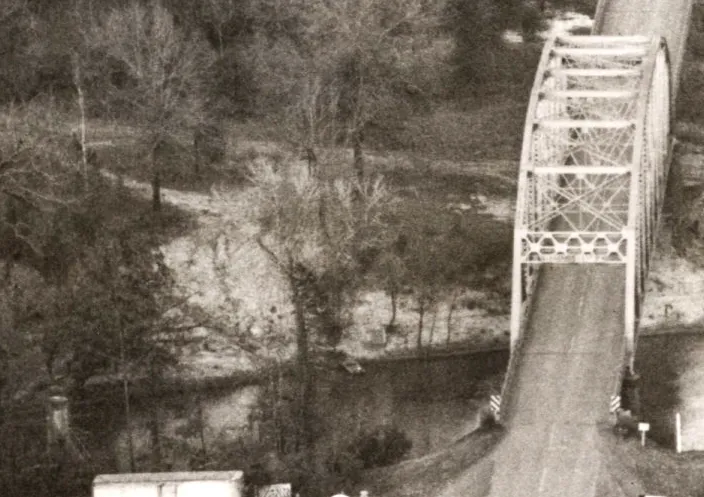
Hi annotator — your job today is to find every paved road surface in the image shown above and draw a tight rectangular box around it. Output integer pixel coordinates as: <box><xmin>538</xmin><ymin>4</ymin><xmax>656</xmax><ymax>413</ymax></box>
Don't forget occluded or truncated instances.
<box><xmin>599</xmin><ymin>0</ymin><xmax>693</xmax><ymax>98</ymax></box>
<box><xmin>477</xmin><ymin>2</ymin><xmax>693</xmax><ymax>497</ymax></box>
<box><xmin>487</xmin><ymin>265</ymin><xmax>624</xmax><ymax>497</ymax></box>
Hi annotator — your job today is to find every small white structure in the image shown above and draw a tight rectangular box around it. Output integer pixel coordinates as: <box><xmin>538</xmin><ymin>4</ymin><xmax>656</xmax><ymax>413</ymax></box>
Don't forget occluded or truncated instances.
<box><xmin>93</xmin><ymin>471</ymin><xmax>244</xmax><ymax>497</ymax></box>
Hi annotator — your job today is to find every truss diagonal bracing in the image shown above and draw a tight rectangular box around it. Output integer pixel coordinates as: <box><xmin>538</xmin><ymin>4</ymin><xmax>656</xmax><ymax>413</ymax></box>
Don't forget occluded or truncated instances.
<box><xmin>509</xmin><ymin>35</ymin><xmax>672</xmax><ymax>364</ymax></box>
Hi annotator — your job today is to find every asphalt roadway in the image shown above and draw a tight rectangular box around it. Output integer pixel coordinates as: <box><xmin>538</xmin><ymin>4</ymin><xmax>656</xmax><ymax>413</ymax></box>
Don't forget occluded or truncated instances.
<box><xmin>461</xmin><ymin>2</ymin><xmax>694</xmax><ymax>497</ymax></box>
<box><xmin>484</xmin><ymin>265</ymin><xmax>626</xmax><ymax>497</ymax></box>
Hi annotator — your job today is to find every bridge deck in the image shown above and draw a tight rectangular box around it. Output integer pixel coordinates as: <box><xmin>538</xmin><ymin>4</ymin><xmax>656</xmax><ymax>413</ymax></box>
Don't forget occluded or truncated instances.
<box><xmin>478</xmin><ymin>1</ymin><xmax>693</xmax><ymax>497</ymax></box>
<box><xmin>488</xmin><ymin>265</ymin><xmax>625</xmax><ymax>497</ymax></box>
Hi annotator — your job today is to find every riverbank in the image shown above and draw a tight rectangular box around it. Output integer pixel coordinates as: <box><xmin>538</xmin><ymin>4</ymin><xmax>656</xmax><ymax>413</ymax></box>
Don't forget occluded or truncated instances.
<box><xmin>77</xmin><ymin>336</ymin><xmax>511</xmax><ymax>405</ymax></box>
<box><xmin>86</xmin><ymin>350</ymin><xmax>509</xmax><ymax>473</ymax></box>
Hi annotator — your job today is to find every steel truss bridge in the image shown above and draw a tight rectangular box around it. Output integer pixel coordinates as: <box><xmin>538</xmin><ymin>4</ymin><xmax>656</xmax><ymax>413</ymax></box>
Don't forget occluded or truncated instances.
<box><xmin>497</xmin><ymin>0</ymin><xmax>698</xmax><ymax>425</ymax></box>
<box><xmin>509</xmin><ymin>33</ymin><xmax>672</xmax><ymax>394</ymax></box>
<box><xmin>465</xmin><ymin>1</ymin><xmax>695</xmax><ymax>496</ymax></box>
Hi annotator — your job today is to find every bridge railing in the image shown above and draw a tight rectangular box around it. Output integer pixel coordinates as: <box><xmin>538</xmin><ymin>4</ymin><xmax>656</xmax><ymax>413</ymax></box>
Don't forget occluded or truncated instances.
<box><xmin>497</xmin><ymin>265</ymin><xmax>541</xmax><ymax>424</ymax></box>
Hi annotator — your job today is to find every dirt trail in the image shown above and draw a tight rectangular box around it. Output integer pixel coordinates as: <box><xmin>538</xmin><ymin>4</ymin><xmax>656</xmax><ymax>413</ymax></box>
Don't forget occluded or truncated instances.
<box><xmin>100</xmin><ymin>169</ymin><xmax>234</xmax><ymax>219</ymax></box>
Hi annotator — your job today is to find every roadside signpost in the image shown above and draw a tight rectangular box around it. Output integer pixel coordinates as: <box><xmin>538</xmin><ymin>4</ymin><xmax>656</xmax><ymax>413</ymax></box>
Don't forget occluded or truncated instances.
<box><xmin>638</xmin><ymin>422</ymin><xmax>651</xmax><ymax>447</ymax></box>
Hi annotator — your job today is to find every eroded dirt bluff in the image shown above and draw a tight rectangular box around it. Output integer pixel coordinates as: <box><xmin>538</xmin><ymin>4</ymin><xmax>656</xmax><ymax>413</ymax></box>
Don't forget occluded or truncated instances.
<box><xmin>111</xmin><ymin>165</ymin><xmax>704</xmax><ymax>381</ymax></box>
<box><xmin>121</xmin><ymin>169</ymin><xmax>511</xmax><ymax>378</ymax></box>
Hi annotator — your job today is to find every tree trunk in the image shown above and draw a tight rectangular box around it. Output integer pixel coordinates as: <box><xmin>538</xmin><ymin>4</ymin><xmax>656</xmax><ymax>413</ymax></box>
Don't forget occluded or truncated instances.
<box><xmin>348</xmin><ymin>46</ymin><xmax>365</xmax><ymax>185</ymax></box>
<box><xmin>447</xmin><ymin>290</ymin><xmax>459</xmax><ymax>346</ymax></box>
<box><xmin>115</xmin><ymin>276</ymin><xmax>136</xmax><ymax>472</ymax></box>
<box><xmin>0</xmin><ymin>347</ymin><xmax>7</xmax><ymax>427</ymax></box>
<box><xmin>417</xmin><ymin>299</ymin><xmax>425</xmax><ymax>350</ymax></box>
<box><xmin>72</xmin><ymin>53</ymin><xmax>89</xmax><ymax>188</ymax></box>
<box><xmin>152</xmin><ymin>169</ymin><xmax>161</xmax><ymax>212</ymax></box>
<box><xmin>305</xmin><ymin>146</ymin><xmax>317</xmax><ymax>178</ymax></box>
<box><xmin>217</xmin><ymin>28</ymin><xmax>224</xmax><ymax>59</ymax></box>
<box><xmin>275</xmin><ymin>364</ymin><xmax>285</xmax><ymax>454</ymax></box>
<box><xmin>292</xmin><ymin>275</ymin><xmax>315</xmax><ymax>457</ymax></box>
<box><xmin>428</xmin><ymin>306</ymin><xmax>438</xmax><ymax>346</ymax></box>
<box><xmin>388</xmin><ymin>282</ymin><xmax>398</xmax><ymax>329</ymax></box>
<box><xmin>150</xmin><ymin>143</ymin><xmax>162</xmax><ymax>212</ymax></box>
<box><xmin>122</xmin><ymin>377</ymin><xmax>136</xmax><ymax>472</ymax></box>
<box><xmin>193</xmin><ymin>131</ymin><xmax>201</xmax><ymax>177</ymax></box>
<box><xmin>197</xmin><ymin>395</ymin><xmax>207</xmax><ymax>457</ymax></box>
<box><xmin>147</xmin><ymin>361</ymin><xmax>163</xmax><ymax>470</ymax></box>
<box><xmin>148</xmin><ymin>406</ymin><xmax>162</xmax><ymax>470</ymax></box>
<box><xmin>318</xmin><ymin>187</ymin><xmax>331</xmax><ymax>243</ymax></box>
<box><xmin>353</xmin><ymin>129</ymin><xmax>364</xmax><ymax>183</ymax></box>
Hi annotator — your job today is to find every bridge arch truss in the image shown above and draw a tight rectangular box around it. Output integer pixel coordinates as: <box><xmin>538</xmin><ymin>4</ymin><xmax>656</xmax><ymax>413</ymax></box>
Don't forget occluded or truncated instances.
<box><xmin>509</xmin><ymin>35</ymin><xmax>672</xmax><ymax>371</ymax></box>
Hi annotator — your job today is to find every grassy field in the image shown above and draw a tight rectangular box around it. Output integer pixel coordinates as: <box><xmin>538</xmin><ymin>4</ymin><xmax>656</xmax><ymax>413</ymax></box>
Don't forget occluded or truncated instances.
<box><xmin>635</xmin><ymin>333</ymin><xmax>696</xmax><ymax>447</ymax></box>
<box><xmin>603</xmin><ymin>432</ymin><xmax>704</xmax><ymax>497</ymax></box>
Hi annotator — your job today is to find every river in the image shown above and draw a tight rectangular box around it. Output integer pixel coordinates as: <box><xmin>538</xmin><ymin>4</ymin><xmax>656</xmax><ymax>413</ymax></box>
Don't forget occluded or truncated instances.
<box><xmin>69</xmin><ymin>331</ymin><xmax>702</xmax><ymax>473</ymax></box>
<box><xmin>76</xmin><ymin>350</ymin><xmax>509</xmax><ymax>472</ymax></box>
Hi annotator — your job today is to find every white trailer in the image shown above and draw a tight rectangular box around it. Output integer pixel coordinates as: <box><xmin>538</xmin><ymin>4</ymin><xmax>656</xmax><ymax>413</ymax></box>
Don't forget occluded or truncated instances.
<box><xmin>93</xmin><ymin>471</ymin><xmax>244</xmax><ymax>497</ymax></box>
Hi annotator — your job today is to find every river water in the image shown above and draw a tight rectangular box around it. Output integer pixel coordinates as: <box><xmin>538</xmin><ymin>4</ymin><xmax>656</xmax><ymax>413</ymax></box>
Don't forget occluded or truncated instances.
<box><xmin>72</xmin><ymin>331</ymin><xmax>702</xmax><ymax>472</ymax></box>
<box><xmin>90</xmin><ymin>350</ymin><xmax>509</xmax><ymax>471</ymax></box>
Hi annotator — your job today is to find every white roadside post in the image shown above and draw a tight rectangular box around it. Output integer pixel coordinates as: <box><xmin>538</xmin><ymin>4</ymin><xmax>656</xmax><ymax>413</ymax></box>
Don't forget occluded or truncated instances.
<box><xmin>675</xmin><ymin>412</ymin><xmax>682</xmax><ymax>453</ymax></box>
<box><xmin>638</xmin><ymin>422</ymin><xmax>651</xmax><ymax>447</ymax></box>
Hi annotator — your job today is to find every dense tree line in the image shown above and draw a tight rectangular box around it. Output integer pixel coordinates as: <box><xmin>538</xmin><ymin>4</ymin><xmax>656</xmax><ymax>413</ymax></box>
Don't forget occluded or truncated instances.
<box><xmin>0</xmin><ymin>0</ymin><xmax>557</xmax><ymax>116</ymax></box>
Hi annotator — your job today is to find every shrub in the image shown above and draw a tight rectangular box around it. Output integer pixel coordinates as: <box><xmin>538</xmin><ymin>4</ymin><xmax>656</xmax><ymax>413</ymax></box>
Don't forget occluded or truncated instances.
<box><xmin>194</xmin><ymin>122</ymin><xmax>227</xmax><ymax>170</ymax></box>
<box><xmin>475</xmin><ymin>404</ymin><xmax>500</xmax><ymax>431</ymax></box>
<box><xmin>349</xmin><ymin>426</ymin><xmax>413</xmax><ymax>469</ymax></box>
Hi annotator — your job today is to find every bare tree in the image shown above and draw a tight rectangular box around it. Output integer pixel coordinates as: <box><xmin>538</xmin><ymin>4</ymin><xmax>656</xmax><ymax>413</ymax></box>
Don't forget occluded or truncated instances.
<box><xmin>376</xmin><ymin>249</ymin><xmax>406</xmax><ymax>333</ymax></box>
<box><xmin>202</xmin><ymin>0</ymin><xmax>238</xmax><ymax>58</ymax></box>
<box><xmin>287</xmin><ymin>74</ymin><xmax>342</xmax><ymax>177</ymax></box>
<box><xmin>446</xmin><ymin>288</ymin><xmax>461</xmax><ymax>346</ymax></box>
<box><xmin>88</xmin><ymin>0</ymin><xmax>215</xmax><ymax>211</ymax></box>
<box><xmin>251</xmin><ymin>0</ymin><xmax>432</xmax><ymax>180</ymax></box>
<box><xmin>242</xmin><ymin>159</ymin><xmax>395</xmax><ymax>462</ymax></box>
<box><xmin>0</xmin><ymin>0</ymin><xmax>25</xmax><ymax>23</ymax></box>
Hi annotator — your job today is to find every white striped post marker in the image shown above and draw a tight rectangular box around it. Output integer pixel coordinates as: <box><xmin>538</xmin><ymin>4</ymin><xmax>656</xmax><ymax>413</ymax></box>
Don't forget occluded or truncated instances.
<box><xmin>610</xmin><ymin>395</ymin><xmax>621</xmax><ymax>414</ymax></box>
<box><xmin>489</xmin><ymin>394</ymin><xmax>502</xmax><ymax>419</ymax></box>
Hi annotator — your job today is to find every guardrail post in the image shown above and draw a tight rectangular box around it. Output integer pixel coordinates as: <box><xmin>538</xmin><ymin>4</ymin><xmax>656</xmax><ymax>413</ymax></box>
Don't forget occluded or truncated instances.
<box><xmin>489</xmin><ymin>395</ymin><xmax>502</xmax><ymax>422</ymax></box>
<box><xmin>676</xmin><ymin>412</ymin><xmax>682</xmax><ymax>453</ymax></box>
